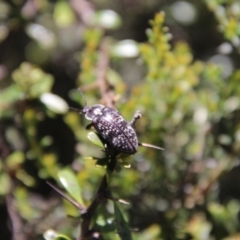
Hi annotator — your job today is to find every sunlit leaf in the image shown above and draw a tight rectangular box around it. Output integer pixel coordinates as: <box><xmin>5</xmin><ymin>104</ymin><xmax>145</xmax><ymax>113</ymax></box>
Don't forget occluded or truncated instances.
<box><xmin>43</xmin><ymin>229</ymin><xmax>71</xmax><ymax>240</ymax></box>
<box><xmin>26</xmin><ymin>24</ymin><xmax>56</xmax><ymax>49</ymax></box>
<box><xmin>6</xmin><ymin>151</ymin><xmax>24</xmax><ymax>170</ymax></box>
<box><xmin>55</xmin><ymin>235</ymin><xmax>71</xmax><ymax>240</ymax></box>
<box><xmin>53</xmin><ymin>0</ymin><xmax>75</xmax><ymax>27</ymax></box>
<box><xmin>14</xmin><ymin>187</ymin><xmax>36</xmax><ymax>220</ymax></box>
<box><xmin>0</xmin><ymin>172</ymin><xmax>11</xmax><ymax>195</ymax></box>
<box><xmin>12</xmin><ymin>62</ymin><xmax>54</xmax><ymax>98</ymax></box>
<box><xmin>57</xmin><ymin>168</ymin><xmax>83</xmax><ymax>204</ymax></box>
<box><xmin>16</xmin><ymin>169</ymin><xmax>35</xmax><ymax>187</ymax></box>
<box><xmin>93</xmin><ymin>10</ymin><xmax>122</xmax><ymax>29</ymax></box>
<box><xmin>0</xmin><ymin>84</ymin><xmax>23</xmax><ymax>108</ymax></box>
<box><xmin>40</xmin><ymin>93</ymin><xmax>69</xmax><ymax>114</ymax></box>
<box><xmin>87</xmin><ymin>132</ymin><xmax>105</xmax><ymax>149</ymax></box>
<box><xmin>111</xmin><ymin>40</ymin><xmax>139</xmax><ymax>58</ymax></box>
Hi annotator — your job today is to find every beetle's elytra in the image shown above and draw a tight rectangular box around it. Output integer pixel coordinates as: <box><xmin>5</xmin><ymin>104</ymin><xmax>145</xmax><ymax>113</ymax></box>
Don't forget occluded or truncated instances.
<box><xmin>82</xmin><ymin>104</ymin><xmax>141</xmax><ymax>154</ymax></box>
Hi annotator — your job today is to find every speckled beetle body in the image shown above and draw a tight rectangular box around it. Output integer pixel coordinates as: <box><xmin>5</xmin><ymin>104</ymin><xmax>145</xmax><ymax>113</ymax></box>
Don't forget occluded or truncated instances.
<box><xmin>82</xmin><ymin>104</ymin><xmax>141</xmax><ymax>154</ymax></box>
<box><xmin>70</xmin><ymin>91</ymin><xmax>164</xmax><ymax>153</ymax></box>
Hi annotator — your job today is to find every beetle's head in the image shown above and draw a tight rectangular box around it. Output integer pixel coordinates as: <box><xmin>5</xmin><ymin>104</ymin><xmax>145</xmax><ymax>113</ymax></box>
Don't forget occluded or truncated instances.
<box><xmin>69</xmin><ymin>89</ymin><xmax>105</xmax><ymax>120</ymax></box>
<box><xmin>83</xmin><ymin>104</ymin><xmax>104</xmax><ymax>120</ymax></box>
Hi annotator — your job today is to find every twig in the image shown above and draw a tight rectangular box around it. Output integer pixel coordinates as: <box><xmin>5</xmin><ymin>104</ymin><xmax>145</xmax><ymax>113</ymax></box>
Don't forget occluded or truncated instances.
<box><xmin>80</xmin><ymin>38</ymin><xmax>115</xmax><ymax>108</ymax></box>
<box><xmin>79</xmin><ymin>155</ymin><xmax>118</xmax><ymax>240</ymax></box>
<box><xmin>95</xmin><ymin>38</ymin><xmax>115</xmax><ymax>108</ymax></box>
<box><xmin>79</xmin><ymin>175</ymin><xmax>108</xmax><ymax>240</ymax></box>
<box><xmin>6</xmin><ymin>193</ymin><xmax>27</xmax><ymax>240</ymax></box>
<box><xmin>0</xmin><ymin>133</ymin><xmax>27</xmax><ymax>240</ymax></box>
<box><xmin>69</xmin><ymin>0</ymin><xmax>95</xmax><ymax>26</ymax></box>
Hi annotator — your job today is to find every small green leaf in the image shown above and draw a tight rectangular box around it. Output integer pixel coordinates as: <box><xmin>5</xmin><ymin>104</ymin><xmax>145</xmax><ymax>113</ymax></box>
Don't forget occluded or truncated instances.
<box><xmin>43</xmin><ymin>229</ymin><xmax>71</xmax><ymax>240</ymax></box>
<box><xmin>87</xmin><ymin>132</ymin><xmax>105</xmax><ymax>149</ymax></box>
<box><xmin>114</xmin><ymin>202</ymin><xmax>132</xmax><ymax>240</ymax></box>
<box><xmin>6</xmin><ymin>151</ymin><xmax>24</xmax><ymax>170</ymax></box>
<box><xmin>53</xmin><ymin>0</ymin><xmax>75</xmax><ymax>28</ymax></box>
<box><xmin>55</xmin><ymin>235</ymin><xmax>71</xmax><ymax>240</ymax></box>
<box><xmin>16</xmin><ymin>169</ymin><xmax>35</xmax><ymax>187</ymax></box>
<box><xmin>26</xmin><ymin>24</ymin><xmax>56</xmax><ymax>49</ymax></box>
<box><xmin>57</xmin><ymin>168</ymin><xmax>83</xmax><ymax>204</ymax></box>
<box><xmin>40</xmin><ymin>136</ymin><xmax>53</xmax><ymax>147</ymax></box>
<box><xmin>117</xmin><ymin>155</ymin><xmax>132</xmax><ymax>169</ymax></box>
<box><xmin>0</xmin><ymin>84</ymin><xmax>23</xmax><ymax>107</ymax></box>
<box><xmin>14</xmin><ymin>187</ymin><xmax>35</xmax><ymax>220</ymax></box>
<box><xmin>0</xmin><ymin>172</ymin><xmax>11</xmax><ymax>195</ymax></box>
<box><xmin>12</xmin><ymin>62</ymin><xmax>54</xmax><ymax>98</ymax></box>
<box><xmin>83</xmin><ymin>156</ymin><xmax>96</xmax><ymax>161</ymax></box>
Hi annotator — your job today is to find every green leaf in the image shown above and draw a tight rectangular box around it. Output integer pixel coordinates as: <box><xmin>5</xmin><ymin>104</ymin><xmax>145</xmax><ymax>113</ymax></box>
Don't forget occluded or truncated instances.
<box><xmin>6</xmin><ymin>151</ymin><xmax>24</xmax><ymax>169</ymax></box>
<box><xmin>117</xmin><ymin>155</ymin><xmax>132</xmax><ymax>168</ymax></box>
<box><xmin>87</xmin><ymin>132</ymin><xmax>105</xmax><ymax>149</ymax></box>
<box><xmin>0</xmin><ymin>84</ymin><xmax>23</xmax><ymax>106</ymax></box>
<box><xmin>0</xmin><ymin>172</ymin><xmax>11</xmax><ymax>195</ymax></box>
<box><xmin>55</xmin><ymin>234</ymin><xmax>71</xmax><ymax>240</ymax></box>
<box><xmin>57</xmin><ymin>168</ymin><xmax>83</xmax><ymax>205</ymax></box>
<box><xmin>43</xmin><ymin>229</ymin><xmax>71</xmax><ymax>240</ymax></box>
<box><xmin>114</xmin><ymin>202</ymin><xmax>132</xmax><ymax>240</ymax></box>
<box><xmin>12</xmin><ymin>62</ymin><xmax>54</xmax><ymax>99</ymax></box>
<box><xmin>14</xmin><ymin>187</ymin><xmax>35</xmax><ymax>220</ymax></box>
<box><xmin>53</xmin><ymin>0</ymin><xmax>75</xmax><ymax>28</ymax></box>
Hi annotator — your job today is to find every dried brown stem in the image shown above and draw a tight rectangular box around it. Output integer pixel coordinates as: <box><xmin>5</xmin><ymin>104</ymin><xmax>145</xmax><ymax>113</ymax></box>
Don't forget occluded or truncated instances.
<box><xmin>70</xmin><ymin>0</ymin><xmax>95</xmax><ymax>26</ymax></box>
<box><xmin>96</xmin><ymin>38</ymin><xmax>115</xmax><ymax>108</ymax></box>
<box><xmin>81</xmin><ymin>38</ymin><xmax>115</xmax><ymax>108</ymax></box>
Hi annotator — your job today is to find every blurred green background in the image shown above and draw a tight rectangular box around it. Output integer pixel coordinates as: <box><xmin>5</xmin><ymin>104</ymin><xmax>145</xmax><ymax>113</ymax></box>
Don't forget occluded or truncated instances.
<box><xmin>1</xmin><ymin>0</ymin><xmax>240</xmax><ymax>239</ymax></box>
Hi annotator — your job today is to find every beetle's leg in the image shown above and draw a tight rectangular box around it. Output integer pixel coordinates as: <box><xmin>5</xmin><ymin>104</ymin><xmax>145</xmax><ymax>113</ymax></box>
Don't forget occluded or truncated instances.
<box><xmin>100</xmin><ymin>144</ymin><xmax>108</xmax><ymax>153</ymax></box>
<box><xmin>129</xmin><ymin>110</ymin><xmax>141</xmax><ymax>126</ymax></box>
<box><xmin>86</xmin><ymin>123</ymin><xmax>93</xmax><ymax>130</ymax></box>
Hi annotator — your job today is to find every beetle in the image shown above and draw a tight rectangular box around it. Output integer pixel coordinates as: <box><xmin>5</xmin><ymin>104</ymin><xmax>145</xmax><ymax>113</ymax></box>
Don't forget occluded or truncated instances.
<box><xmin>70</xmin><ymin>93</ymin><xmax>164</xmax><ymax>154</ymax></box>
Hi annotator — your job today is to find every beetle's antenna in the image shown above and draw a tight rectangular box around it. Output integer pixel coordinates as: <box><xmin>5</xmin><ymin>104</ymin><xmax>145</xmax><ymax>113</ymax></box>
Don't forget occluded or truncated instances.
<box><xmin>69</xmin><ymin>88</ymin><xmax>87</xmax><ymax>114</ymax></box>
<box><xmin>139</xmin><ymin>142</ymin><xmax>164</xmax><ymax>151</ymax></box>
<box><xmin>78</xmin><ymin>88</ymin><xmax>87</xmax><ymax>107</ymax></box>
<box><xmin>69</xmin><ymin>107</ymin><xmax>82</xmax><ymax>114</ymax></box>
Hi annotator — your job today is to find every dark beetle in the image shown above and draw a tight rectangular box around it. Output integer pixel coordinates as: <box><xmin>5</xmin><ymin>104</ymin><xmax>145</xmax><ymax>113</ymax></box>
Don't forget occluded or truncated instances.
<box><xmin>71</xmin><ymin>95</ymin><xmax>163</xmax><ymax>154</ymax></box>
<box><xmin>82</xmin><ymin>104</ymin><xmax>141</xmax><ymax>154</ymax></box>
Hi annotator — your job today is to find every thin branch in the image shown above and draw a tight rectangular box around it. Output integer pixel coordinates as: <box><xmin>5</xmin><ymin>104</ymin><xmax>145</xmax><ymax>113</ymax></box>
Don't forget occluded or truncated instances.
<box><xmin>95</xmin><ymin>38</ymin><xmax>115</xmax><ymax>108</ymax></box>
<box><xmin>79</xmin><ymin>175</ymin><xmax>108</xmax><ymax>240</ymax></box>
<box><xmin>6</xmin><ymin>193</ymin><xmax>27</xmax><ymax>240</ymax></box>
<box><xmin>69</xmin><ymin>0</ymin><xmax>95</xmax><ymax>26</ymax></box>
<box><xmin>79</xmin><ymin>155</ymin><xmax>118</xmax><ymax>240</ymax></box>
<box><xmin>0</xmin><ymin>133</ymin><xmax>26</xmax><ymax>240</ymax></box>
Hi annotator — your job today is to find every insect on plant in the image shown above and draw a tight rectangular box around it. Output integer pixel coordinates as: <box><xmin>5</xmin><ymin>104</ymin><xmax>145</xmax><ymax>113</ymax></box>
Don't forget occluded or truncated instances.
<box><xmin>70</xmin><ymin>91</ymin><xmax>164</xmax><ymax>155</ymax></box>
